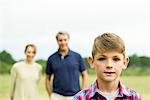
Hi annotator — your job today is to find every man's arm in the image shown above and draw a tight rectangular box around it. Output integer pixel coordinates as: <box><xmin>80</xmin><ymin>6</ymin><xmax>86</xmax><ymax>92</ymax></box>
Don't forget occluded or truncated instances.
<box><xmin>81</xmin><ymin>70</ymin><xmax>88</xmax><ymax>89</ymax></box>
<box><xmin>45</xmin><ymin>74</ymin><xmax>52</xmax><ymax>97</ymax></box>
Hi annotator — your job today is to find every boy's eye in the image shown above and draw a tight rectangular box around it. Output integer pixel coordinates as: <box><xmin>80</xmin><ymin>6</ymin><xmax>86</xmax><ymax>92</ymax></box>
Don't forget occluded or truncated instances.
<box><xmin>113</xmin><ymin>58</ymin><xmax>120</xmax><ymax>61</ymax></box>
<box><xmin>98</xmin><ymin>57</ymin><xmax>106</xmax><ymax>61</ymax></box>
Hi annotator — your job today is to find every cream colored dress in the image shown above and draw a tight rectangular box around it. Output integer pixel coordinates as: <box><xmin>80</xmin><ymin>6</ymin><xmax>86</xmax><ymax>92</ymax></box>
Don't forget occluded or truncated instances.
<box><xmin>10</xmin><ymin>61</ymin><xmax>42</xmax><ymax>100</ymax></box>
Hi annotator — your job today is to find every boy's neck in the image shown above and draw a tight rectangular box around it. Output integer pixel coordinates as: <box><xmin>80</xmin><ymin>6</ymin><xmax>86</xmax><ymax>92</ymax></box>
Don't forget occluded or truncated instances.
<box><xmin>97</xmin><ymin>79</ymin><xmax>119</xmax><ymax>93</ymax></box>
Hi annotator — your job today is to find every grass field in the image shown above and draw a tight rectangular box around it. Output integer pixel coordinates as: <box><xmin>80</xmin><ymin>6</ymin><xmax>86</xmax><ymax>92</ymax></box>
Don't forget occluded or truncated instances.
<box><xmin>0</xmin><ymin>74</ymin><xmax>150</xmax><ymax>100</ymax></box>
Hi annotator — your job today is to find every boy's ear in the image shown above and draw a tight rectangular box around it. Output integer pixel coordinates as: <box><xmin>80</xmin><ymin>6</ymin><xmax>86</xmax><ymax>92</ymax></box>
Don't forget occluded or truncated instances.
<box><xmin>88</xmin><ymin>56</ymin><xmax>95</xmax><ymax>69</ymax></box>
<box><xmin>123</xmin><ymin>55</ymin><xmax>129</xmax><ymax>70</ymax></box>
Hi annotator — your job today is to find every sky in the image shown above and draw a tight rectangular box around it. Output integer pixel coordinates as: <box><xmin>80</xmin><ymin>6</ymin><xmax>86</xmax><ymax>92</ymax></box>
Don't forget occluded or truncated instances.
<box><xmin>0</xmin><ymin>0</ymin><xmax>150</xmax><ymax>60</ymax></box>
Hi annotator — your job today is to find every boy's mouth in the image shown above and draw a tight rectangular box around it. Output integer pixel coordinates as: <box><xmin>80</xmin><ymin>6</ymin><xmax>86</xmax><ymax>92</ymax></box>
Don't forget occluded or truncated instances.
<box><xmin>104</xmin><ymin>72</ymin><xmax>115</xmax><ymax>74</ymax></box>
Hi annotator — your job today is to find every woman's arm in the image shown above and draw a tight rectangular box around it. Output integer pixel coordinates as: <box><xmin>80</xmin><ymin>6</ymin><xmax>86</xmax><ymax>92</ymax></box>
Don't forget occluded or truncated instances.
<box><xmin>10</xmin><ymin>65</ymin><xmax>17</xmax><ymax>100</ymax></box>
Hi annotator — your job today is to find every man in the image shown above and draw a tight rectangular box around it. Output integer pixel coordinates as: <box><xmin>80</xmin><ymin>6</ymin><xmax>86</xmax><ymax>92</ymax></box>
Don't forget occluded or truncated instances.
<box><xmin>45</xmin><ymin>32</ymin><xmax>88</xmax><ymax>100</ymax></box>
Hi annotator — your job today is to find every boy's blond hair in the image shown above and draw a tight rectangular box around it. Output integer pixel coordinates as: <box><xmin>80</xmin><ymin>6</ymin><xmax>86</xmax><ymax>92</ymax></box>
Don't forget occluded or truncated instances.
<box><xmin>92</xmin><ymin>32</ymin><xmax>125</xmax><ymax>58</ymax></box>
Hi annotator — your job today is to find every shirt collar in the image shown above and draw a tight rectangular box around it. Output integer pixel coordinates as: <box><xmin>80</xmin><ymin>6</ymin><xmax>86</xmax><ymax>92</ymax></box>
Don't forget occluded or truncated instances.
<box><xmin>57</xmin><ymin>48</ymin><xmax>72</xmax><ymax>56</ymax></box>
<box><xmin>117</xmin><ymin>82</ymin><xmax>132</xmax><ymax>97</ymax></box>
<box><xmin>87</xmin><ymin>81</ymin><xmax>98</xmax><ymax>99</ymax></box>
<box><xmin>88</xmin><ymin>80</ymin><xmax>132</xmax><ymax>99</ymax></box>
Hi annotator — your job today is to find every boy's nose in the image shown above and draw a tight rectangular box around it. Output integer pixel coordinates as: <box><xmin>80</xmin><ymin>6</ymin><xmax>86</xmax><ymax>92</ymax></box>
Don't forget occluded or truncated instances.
<box><xmin>106</xmin><ymin>66</ymin><xmax>113</xmax><ymax>69</ymax></box>
<box><xmin>106</xmin><ymin>59</ymin><xmax>113</xmax><ymax>69</ymax></box>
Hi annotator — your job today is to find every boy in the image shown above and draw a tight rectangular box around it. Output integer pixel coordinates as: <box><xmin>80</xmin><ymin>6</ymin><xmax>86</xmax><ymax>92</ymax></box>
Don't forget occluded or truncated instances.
<box><xmin>73</xmin><ymin>33</ymin><xmax>141</xmax><ymax>100</ymax></box>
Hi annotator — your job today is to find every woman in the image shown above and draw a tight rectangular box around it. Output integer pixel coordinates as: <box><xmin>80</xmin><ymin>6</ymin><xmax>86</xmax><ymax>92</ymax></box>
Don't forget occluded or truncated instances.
<box><xmin>10</xmin><ymin>44</ymin><xmax>42</xmax><ymax>100</ymax></box>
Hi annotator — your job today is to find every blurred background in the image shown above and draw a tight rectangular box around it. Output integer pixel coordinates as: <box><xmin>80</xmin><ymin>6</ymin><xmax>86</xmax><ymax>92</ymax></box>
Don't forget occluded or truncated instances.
<box><xmin>0</xmin><ymin>0</ymin><xmax>150</xmax><ymax>100</ymax></box>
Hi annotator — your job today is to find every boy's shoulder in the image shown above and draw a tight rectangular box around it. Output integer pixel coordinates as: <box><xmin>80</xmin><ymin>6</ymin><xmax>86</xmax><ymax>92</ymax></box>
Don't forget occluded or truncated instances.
<box><xmin>121</xmin><ymin>83</ymin><xmax>136</xmax><ymax>93</ymax></box>
<box><xmin>73</xmin><ymin>82</ymin><xmax>97</xmax><ymax>99</ymax></box>
<box><xmin>120</xmin><ymin>83</ymin><xmax>142</xmax><ymax>99</ymax></box>
<box><xmin>125</xmin><ymin>87</ymin><xmax>139</xmax><ymax>94</ymax></box>
<box><xmin>73</xmin><ymin>88</ymin><xmax>91</xmax><ymax>100</ymax></box>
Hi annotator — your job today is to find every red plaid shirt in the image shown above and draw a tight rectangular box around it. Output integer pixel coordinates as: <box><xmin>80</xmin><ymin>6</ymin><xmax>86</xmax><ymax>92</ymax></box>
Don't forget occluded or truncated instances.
<box><xmin>73</xmin><ymin>80</ymin><xmax>142</xmax><ymax>100</ymax></box>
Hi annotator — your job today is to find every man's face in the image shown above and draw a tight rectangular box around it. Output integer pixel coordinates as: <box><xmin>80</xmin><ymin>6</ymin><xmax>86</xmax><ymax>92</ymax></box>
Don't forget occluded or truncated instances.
<box><xmin>57</xmin><ymin>34</ymin><xmax>69</xmax><ymax>51</ymax></box>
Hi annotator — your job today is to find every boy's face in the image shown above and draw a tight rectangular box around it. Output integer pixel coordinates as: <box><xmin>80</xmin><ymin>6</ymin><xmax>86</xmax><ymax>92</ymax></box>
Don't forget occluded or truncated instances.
<box><xmin>90</xmin><ymin>51</ymin><xmax>128</xmax><ymax>82</ymax></box>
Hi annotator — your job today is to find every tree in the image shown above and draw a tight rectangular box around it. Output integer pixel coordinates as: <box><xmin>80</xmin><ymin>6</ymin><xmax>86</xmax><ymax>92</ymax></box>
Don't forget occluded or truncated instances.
<box><xmin>0</xmin><ymin>50</ymin><xmax>16</xmax><ymax>64</ymax></box>
<box><xmin>0</xmin><ymin>50</ymin><xmax>16</xmax><ymax>74</ymax></box>
<box><xmin>36</xmin><ymin>59</ymin><xmax>46</xmax><ymax>74</ymax></box>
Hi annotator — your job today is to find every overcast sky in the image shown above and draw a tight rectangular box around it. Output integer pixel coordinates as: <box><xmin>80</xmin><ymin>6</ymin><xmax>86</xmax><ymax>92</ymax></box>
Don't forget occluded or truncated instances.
<box><xmin>0</xmin><ymin>0</ymin><xmax>150</xmax><ymax>60</ymax></box>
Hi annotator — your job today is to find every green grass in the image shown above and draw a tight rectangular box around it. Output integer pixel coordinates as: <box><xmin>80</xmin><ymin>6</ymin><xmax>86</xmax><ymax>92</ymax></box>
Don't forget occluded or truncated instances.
<box><xmin>0</xmin><ymin>74</ymin><xmax>150</xmax><ymax>100</ymax></box>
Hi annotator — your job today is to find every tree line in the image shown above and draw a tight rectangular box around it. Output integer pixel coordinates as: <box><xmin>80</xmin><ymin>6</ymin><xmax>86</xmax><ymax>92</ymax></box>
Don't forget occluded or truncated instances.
<box><xmin>0</xmin><ymin>50</ymin><xmax>150</xmax><ymax>75</ymax></box>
